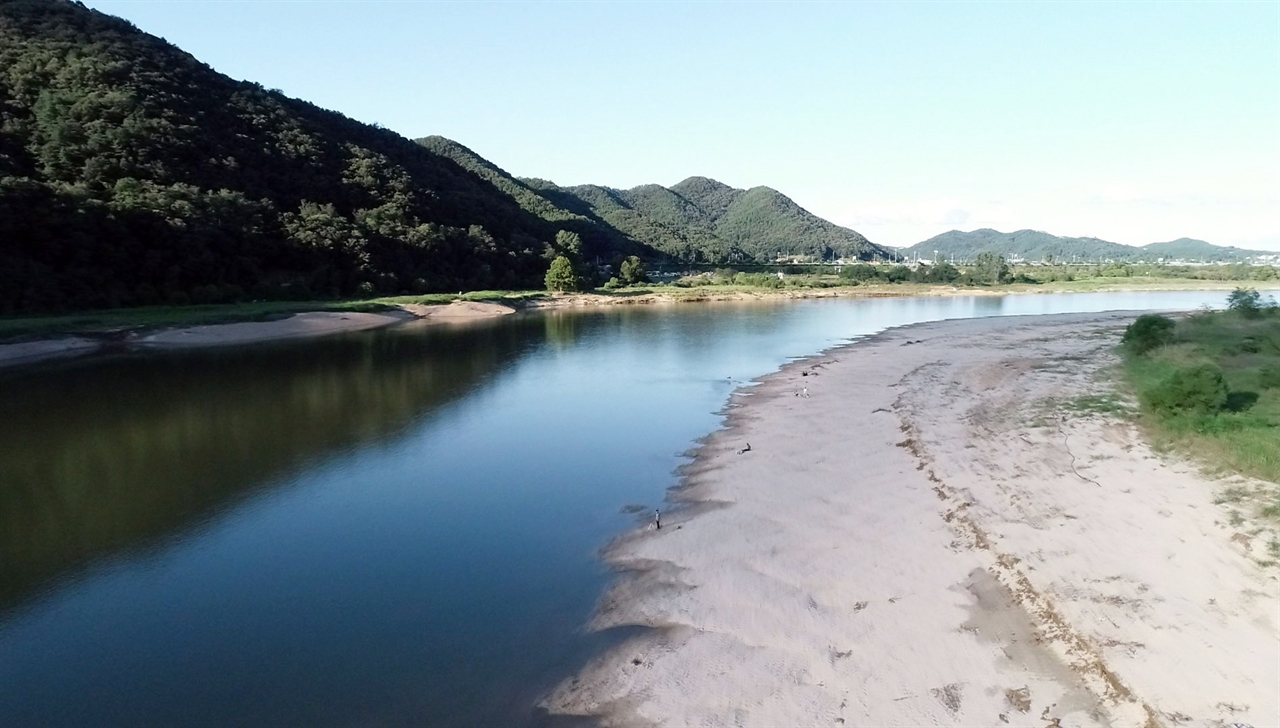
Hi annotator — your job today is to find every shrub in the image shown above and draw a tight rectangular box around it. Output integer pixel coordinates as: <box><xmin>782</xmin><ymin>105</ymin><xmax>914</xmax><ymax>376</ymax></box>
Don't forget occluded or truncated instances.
<box><xmin>839</xmin><ymin>264</ymin><xmax>880</xmax><ymax>281</ymax></box>
<box><xmin>1140</xmin><ymin>363</ymin><xmax>1229</xmax><ymax>415</ymax></box>
<box><xmin>1122</xmin><ymin>314</ymin><xmax>1175</xmax><ymax>354</ymax></box>
<box><xmin>1227</xmin><ymin>288</ymin><xmax>1263</xmax><ymax>318</ymax></box>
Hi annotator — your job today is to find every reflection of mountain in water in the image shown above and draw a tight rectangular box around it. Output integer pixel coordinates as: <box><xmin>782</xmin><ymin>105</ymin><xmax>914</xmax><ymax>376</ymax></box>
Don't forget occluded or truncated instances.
<box><xmin>0</xmin><ymin>316</ymin><xmax>552</xmax><ymax>612</ymax></box>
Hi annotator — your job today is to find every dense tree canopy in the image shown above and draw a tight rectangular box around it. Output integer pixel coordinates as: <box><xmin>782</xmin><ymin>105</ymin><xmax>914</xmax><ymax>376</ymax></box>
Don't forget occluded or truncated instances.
<box><xmin>0</xmin><ymin>0</ymin><xmax>564</xmax><ymax>313</ymax></box>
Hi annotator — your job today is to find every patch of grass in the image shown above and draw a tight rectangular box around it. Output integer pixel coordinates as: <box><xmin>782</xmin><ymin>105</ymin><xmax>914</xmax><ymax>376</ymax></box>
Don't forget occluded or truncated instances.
<box><xmin>1064</xmin><ymin>393</ymin><xmax>1133</xmax><ymax>417</ymax></box>
<box><xmin>1118</xmin><ymin>307</ymin><xmax>1280</xmax><ymax>485</ymax></box>
<box><xmin>1214</xmin><ymin>486</ymin><xmax>1249</xmax><ymax>505</ymax></box>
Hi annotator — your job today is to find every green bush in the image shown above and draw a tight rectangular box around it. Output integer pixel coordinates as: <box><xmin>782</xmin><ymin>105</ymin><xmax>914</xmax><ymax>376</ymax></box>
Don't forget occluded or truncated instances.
<box><xmin>1140</xmin><ymin>363</ymin><xmax>1229</xmax><ymax>415</ymax></box>
<box><xmin>839</xmin><ymin>264</ymin><xmax>880</xmax><ymax>282</ymax></box>
<box><xmin>1122</xmin><ymin>314</ymin><xmax>1176</xmax><ymax>354</ymax></box>
<box><xmin>1227</xmin><ymin>287</ymin><xmax>1263</xmax><ymax>318</ymax></box>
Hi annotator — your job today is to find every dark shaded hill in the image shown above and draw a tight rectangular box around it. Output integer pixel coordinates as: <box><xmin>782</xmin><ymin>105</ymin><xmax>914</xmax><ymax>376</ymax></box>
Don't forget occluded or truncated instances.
<box><xmin>0</xmin><ymin>0</ymin><xmax>580</xmax><ymax>313</ymax></box>
<box><xmin>904</xmin><ymin>229</ymin><xmax>1269</xmax><ymax>263</ymax></box>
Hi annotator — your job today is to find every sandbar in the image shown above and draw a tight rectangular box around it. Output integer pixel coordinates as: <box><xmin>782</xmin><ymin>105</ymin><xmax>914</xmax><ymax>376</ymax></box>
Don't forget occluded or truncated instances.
<box><xmin>133</xmin><ymin>310</ymin><xmax>410</xmax><ymax>348</ymax></box>
<box><xmin>548</xmin><ymin>312</ymin><xmax>1279</xmax><ymax>727</ymax></box>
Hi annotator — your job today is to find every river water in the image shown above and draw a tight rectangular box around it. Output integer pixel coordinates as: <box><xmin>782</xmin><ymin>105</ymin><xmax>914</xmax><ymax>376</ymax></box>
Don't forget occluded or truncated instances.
<box><xmin>0</xmin><ymin>290</ymin><xmax>1237</xmax><ymax>726</ymax></box>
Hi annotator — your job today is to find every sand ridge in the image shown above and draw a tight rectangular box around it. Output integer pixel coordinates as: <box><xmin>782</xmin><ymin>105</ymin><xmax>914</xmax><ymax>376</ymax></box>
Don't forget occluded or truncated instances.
<box><xmin>547</xmin><ymin>312</ymin><xmax>1278</xmax><ymax>728</ymax></box>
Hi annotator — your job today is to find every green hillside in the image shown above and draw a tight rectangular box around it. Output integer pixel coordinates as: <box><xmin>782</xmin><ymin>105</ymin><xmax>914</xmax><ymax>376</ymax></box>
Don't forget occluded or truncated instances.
<box><xmin>420</xmin><ymin>137</ymin><xmax>887</xmax><ymax>265</ymax></box>
<box><xmin>0</xmin><ymin>0</ymin><xmax>584</xmax><ymax>314</ymax></box>
<box><xmin>519</xmin><ymin>177</ymin><xmax>891</xmax><ymax>264</ymax></box>
<box><xmin>904</xmin><ymin>229</ymin><xmax>1269</xmax><ymax>263</ymax></box>
<box><xmin>414</xmin><ymin>136</ymin><xmax>646</xmax><ymax>260</ymax></box>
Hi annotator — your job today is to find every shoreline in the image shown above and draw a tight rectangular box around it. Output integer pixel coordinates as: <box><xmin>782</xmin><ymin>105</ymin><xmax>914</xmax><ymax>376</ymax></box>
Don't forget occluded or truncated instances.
<box><xmin>0</xmin><ymin>281</ymin><xmax>1273</xmax><ymax>370</ymax></box>
<box><xmin>546</xmin><ymin>312</ymin><xmax>1278</xmax><ymax>727</ymax></box>
<box><xmin>0</xmin><ymin>300</ymin><xmax>517</xmax><ymax>369</ymax></box>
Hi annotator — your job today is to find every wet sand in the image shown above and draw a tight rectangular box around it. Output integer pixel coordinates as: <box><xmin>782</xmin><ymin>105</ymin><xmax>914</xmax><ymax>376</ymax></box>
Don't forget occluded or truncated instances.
<box><xmin>547</xmin><ymin>312</ymin><xmax>1279</xmax><ymax>728</ymax></box>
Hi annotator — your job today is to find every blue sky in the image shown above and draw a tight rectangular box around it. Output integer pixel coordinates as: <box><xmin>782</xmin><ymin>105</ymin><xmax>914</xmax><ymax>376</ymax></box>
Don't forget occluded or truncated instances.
<box><xmin>85</xmin><ymin>1</ymin><xmax>1279</xmax><ymax>251</ymax></box>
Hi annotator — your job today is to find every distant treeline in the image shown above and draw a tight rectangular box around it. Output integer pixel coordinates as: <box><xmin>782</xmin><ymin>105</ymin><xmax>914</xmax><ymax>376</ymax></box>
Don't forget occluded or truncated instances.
<box><xmin>669</xmin><ymin>258</ymin><xmax>1278</xmax><ymax>290</ymax></box>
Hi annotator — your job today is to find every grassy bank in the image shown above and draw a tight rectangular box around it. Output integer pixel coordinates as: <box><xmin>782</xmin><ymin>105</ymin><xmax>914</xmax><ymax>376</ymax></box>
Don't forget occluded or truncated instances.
<box><xmin>1118</xmin><ymin>297</ymin><xmax>1280</xmax><ymax>487</ymax></box>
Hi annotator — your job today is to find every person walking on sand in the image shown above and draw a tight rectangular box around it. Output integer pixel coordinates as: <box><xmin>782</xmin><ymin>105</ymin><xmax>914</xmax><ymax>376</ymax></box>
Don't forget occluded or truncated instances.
<box><xmin>654</xmin><ymin>509</ymin><xmax>661</xmax><ymax>530</ymax></box>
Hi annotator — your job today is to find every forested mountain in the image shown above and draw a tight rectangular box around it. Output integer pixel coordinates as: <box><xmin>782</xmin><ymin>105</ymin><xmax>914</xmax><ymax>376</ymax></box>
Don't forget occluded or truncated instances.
<box><xmin>419</xmin><ymin>138</ymin><xmax>891</xmax><ymax>265</ymax></box>
<box><xmin>0</xmin><ymin>0</ymin><xmax>616</xmax><ymax>314</ymax></box>
<box><xmin>519</xmin><ymin>177</ymin><xmax>892</xmax><ymax>264</ymax></box>
<box><xmin>0</xmin><ymin>0</ymin><xmax>885</xmax><ymax>315</ymax></box>
<box><xmin>904</xmin><ymin>229</ymin><xmax>1269</xmax><ymax>263</ymax></box>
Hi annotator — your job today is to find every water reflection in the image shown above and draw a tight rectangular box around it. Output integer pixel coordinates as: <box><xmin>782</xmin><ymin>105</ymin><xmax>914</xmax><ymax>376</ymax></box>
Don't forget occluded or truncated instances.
<box><xmin>0</xmin><ymin>318</ymin><xmax>553</xmax><ymax>613</ymax></box>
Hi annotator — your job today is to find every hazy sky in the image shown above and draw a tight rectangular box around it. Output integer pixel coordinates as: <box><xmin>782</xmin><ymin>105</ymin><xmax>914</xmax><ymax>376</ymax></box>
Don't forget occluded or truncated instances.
<box><xmin>85</xmin><ymin>1</ymin><xmax>1279</xmax><ymax>250</ymax></box>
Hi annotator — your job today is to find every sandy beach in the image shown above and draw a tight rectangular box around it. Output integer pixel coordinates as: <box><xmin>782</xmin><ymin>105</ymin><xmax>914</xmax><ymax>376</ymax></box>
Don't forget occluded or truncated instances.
<box><xmin>548</xmin><ymin>312</ymin><xmax>1279</xmax><ymax>728</ymax></box>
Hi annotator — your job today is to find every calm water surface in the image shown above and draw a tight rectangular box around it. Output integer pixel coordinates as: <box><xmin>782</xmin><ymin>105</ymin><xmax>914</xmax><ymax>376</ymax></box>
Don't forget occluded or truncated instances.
<box><xmin>0</xmin><ymin>291</ymin><xmax>1236</xmax><ymax>726</ymax></box>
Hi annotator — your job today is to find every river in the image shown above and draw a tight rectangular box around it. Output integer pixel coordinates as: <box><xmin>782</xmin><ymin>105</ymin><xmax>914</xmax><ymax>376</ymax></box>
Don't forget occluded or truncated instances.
<box><xmin>0</xmin><ymin>290</ymin><xmax>1239</xmax><ymax>726</ymax></box>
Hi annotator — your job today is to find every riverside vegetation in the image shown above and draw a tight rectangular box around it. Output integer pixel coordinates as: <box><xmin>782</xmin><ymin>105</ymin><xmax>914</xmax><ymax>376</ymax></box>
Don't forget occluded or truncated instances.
<box><xmin>1119</xmin><ymin>290</ymin><xmax>1280</xmax><ymax>521</ymax></box>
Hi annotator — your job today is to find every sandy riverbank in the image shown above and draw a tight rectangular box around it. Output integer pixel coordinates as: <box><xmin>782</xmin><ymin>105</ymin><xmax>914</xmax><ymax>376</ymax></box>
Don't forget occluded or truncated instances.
<box><xmin>0</xmin><ymin>300</ymin><xmax>518</xmax><ymax>366</ymax></box>
<box><xmin>547</xmin><ymin>312</ymin><xmax>1279</xmax><ymax>727</ymax></box>
<box><xmin>137</xmin><ymin>301</ymin><xmax>516</xmax><ymax>347</ymax></box>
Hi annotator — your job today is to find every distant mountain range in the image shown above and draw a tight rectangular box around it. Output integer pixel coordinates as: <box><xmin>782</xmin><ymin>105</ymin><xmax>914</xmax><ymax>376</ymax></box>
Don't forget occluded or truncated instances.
<box><xmin>901</xmin><ymin>229</ymin><xmax>1272</xmax><ymax>263</ymax></box>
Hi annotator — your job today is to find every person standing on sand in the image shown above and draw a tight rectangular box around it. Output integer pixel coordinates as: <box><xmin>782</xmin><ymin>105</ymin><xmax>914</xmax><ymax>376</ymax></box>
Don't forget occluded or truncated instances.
<box><xmin>654</xmin><ymin>509</ymin><xmax>661</xmax><ymax>530</ymax></box>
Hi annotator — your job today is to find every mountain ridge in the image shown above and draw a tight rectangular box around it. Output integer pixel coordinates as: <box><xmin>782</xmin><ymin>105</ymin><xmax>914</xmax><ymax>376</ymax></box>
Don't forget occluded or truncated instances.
<box><xmin>902</xmin><ymin>229</ymin><xmax>1271</xmax><ymax>263</ymax></box>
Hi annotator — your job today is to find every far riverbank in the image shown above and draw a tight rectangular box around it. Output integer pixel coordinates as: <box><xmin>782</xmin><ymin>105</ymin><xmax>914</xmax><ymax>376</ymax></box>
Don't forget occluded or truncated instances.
<box><xmin>1</xmin><ymin>279</ymin><xmax>1275</xmax><ymax>369</ymax></box>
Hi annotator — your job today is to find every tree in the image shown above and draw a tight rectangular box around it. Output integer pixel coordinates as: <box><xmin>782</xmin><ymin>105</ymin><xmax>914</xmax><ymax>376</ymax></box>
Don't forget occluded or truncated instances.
<box><xmin>618</xmin><ymin>255</ymin><xmax>647</xmax><ymax>285</ymax></box>
<box><xmin>969</xmin><ymin>252</ymin><xmax>1010</xmax><ymax>284</ymax></box>
<box><xmin>544</xmin><ymin>255</ymin><xmax>579</xmax><ymax>292</ymax></box>
<box><xmin>555</xmin><ymin>230</ymin><xmax>583</xmax><ymax>260</ymax></box>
